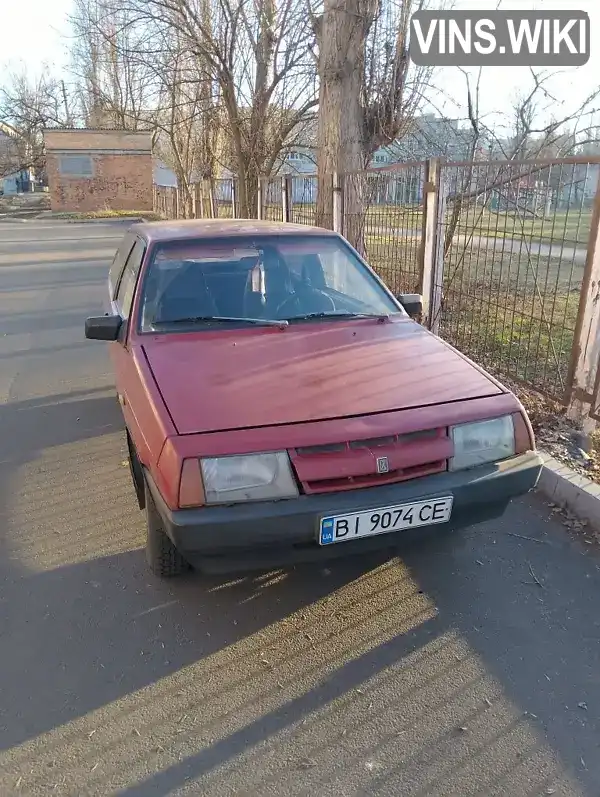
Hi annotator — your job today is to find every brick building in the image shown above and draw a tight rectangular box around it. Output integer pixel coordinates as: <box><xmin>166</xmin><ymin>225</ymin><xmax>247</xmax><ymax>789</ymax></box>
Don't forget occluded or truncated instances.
<box><xmin>43</xmin><ymin>129</ymin><xmax>153</xmax><ymax>212</ymax></box>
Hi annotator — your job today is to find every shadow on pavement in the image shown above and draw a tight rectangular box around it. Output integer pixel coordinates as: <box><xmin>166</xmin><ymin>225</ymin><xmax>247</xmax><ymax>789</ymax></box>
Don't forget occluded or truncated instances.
<box><xmin>0</xmin><ymin>363</ymin><xmax>598</xmax><ymax>793</ymax></box>
<box><xmin>0</xmin><ymin>388</ymin><xmax>392</xmax><ymax>756</ymax></box>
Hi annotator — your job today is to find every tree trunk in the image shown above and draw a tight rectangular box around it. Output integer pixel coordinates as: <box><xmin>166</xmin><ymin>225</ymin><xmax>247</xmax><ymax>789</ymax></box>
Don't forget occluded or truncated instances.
<box><xmin>316</xmin><ymin>0</ymin><xmax>367</xmax><ymax>246</ymax></box>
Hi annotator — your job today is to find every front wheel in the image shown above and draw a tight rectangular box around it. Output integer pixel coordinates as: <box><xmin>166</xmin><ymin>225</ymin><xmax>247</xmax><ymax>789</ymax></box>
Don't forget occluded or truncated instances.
<box><xmin>145</xmin><ymin>483</ymin><xmax>190</xmax><ymax>578</ymax></box>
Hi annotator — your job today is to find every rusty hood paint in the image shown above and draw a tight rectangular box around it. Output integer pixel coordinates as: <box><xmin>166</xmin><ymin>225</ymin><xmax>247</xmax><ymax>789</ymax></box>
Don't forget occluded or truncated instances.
<box><xmin>141</xmin><ymin>317</ymin><xmax>503</xmax><ymax>435</ymax></box>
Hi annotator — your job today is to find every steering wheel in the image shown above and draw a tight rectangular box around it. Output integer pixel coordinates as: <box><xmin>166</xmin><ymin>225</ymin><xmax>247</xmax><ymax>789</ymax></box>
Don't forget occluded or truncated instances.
<box><xmin>275</xmin><ymin>288</ymin><xmax>336</xmax><ymax>318</ymax></box>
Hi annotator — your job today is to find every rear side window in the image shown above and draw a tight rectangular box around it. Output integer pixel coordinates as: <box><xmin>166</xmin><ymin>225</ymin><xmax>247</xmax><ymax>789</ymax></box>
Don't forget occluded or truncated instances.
<box><xmin>109</xmin><ymin>234</ymin><xmax>136</xmax><ymax>299</ymax></box>
<box><xmin>115</xmin><ymin>238</ymin><xmax>146</xmax><ymax>319</ymax></box>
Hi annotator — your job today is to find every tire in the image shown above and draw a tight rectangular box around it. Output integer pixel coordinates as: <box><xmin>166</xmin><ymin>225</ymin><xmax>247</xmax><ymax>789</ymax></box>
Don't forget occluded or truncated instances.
<box><xmin>145</xmin><ymin>482</ymin><xmax>189</xmax><ymax>578</ymax></box>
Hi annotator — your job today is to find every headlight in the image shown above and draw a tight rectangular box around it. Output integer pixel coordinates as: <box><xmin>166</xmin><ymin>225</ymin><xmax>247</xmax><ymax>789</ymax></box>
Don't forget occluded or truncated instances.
<box><xmin>449</xmin><ymin>416</ymin><xmax>515</xmax><ymax>471</ymax></box>
<box><xmin>200</xmin><ymin>452</ymin><xmax>299</xmax><ymax>504</ymax></box>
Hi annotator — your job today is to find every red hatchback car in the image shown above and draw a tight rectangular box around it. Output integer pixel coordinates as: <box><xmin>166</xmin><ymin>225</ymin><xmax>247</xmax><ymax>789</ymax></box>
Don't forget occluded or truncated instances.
<box><xmin>85</xmin><ymin>220</ymin><xmax>542</xmax><ymax>578</ymax></box>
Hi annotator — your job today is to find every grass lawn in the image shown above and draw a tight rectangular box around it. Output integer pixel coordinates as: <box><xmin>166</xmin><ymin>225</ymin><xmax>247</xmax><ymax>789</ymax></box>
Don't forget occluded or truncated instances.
<box><xmin>282</xmin><ymin>202</ymin><xmax>592</xmax><ymax>247</ymax></box>
<box><xmin>448</xmin><ymin>207</ymin><xmax>592</xmax><ymax>248</ymax></box>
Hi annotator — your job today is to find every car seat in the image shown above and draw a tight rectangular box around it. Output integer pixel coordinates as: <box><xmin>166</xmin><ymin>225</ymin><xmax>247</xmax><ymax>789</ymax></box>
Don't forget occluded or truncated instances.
<box><xmin>154</xmin><ymin>262</ymin><xmax>218</xmax><ymax>322</ymax></box>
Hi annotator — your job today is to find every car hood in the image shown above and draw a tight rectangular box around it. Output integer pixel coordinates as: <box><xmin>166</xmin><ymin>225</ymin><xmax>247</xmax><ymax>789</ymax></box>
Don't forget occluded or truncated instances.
<box><xmin>141</xmin><ymin>318</ymin><xmax>503</xmax><ymax>435</ymax></box>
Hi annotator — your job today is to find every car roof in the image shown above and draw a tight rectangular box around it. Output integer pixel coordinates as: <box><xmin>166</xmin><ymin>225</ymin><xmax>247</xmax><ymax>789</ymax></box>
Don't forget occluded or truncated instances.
<box><xmin>130</xmin><ymin>219</ymin><xmax>340</xmax><ymax>244</ymax></box>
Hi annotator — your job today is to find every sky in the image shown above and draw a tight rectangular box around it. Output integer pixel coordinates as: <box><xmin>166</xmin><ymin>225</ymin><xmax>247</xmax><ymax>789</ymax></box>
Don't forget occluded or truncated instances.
<box><xmin>1</xmin><ymin>0</ymin><xmax>599</xmax><ymax>134</ymax></box>
<box><xmin>429</xmin><ymin>0</ymin><xmax>600</xmax><ymax>134</ymax></box>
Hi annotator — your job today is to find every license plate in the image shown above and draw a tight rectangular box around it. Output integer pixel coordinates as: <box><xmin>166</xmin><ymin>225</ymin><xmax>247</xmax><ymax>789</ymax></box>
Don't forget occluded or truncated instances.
<box><xmin>319</xmin><ymin>496</ymin><xmax>453</xmax><ymax>545</ymax></box>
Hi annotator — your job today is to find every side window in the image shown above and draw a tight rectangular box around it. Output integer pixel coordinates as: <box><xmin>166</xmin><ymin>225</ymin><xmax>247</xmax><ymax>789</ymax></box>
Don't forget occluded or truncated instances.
<box><xmin>116</xmin><ymin>238</ymin><xmax>146</xmax><ymax>319</ymax></box>
<box><xmin>109</xmin><ymin>234</ymin><xmax>136</xmax><ymax>299</ymax></box>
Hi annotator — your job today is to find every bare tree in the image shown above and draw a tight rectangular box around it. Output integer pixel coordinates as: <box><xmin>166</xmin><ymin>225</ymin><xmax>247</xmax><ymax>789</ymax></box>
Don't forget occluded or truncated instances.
<box><xmin>69</xmin><ymin>0</ymin><xmax>159</xmax><ymax>129</ymax></box>
<box><xmin>96</xmin><ymin>0</ymin><xmax>319</xmax><ymax>217</ymax></box>
<box><xmin>442</xmin><ymin>68</ymin><xmax>600</xmax><ymax>256</ymax></box>
<box><xmin>152</xmin><ymin>27</ymin><xmax>222</xmax><ymax>216</ymax></box>
<box><xmin>0</xmin><ymin>69</ymin><xmax>77</xmax><ymax>179</ymax></box>
<box><xmin>314</xmin><ymin>0</ymin><xmax>433</xmax><ymax>246</ymax></box>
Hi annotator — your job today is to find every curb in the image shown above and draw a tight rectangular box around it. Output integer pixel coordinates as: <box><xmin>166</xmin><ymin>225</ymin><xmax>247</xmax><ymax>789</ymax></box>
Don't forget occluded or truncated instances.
<box><xmin>535</xmin><ymin>450</ymin><xmax>600</xmax><ymax>529</ymax></box>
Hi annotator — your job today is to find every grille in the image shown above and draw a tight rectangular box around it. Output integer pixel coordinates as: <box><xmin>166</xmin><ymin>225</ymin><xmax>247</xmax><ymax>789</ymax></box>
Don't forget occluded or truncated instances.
<box><xmin>290</xmin><ymin>428</ymin><xmax>451</xmax><ymax>494</ymax></box>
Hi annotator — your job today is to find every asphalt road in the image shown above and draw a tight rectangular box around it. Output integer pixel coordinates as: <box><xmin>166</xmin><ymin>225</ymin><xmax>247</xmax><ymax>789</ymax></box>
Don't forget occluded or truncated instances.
<box><xmin>0</xmin><ymin>220</ymin><xmax>600</xmax><ymax>797</ymax></box>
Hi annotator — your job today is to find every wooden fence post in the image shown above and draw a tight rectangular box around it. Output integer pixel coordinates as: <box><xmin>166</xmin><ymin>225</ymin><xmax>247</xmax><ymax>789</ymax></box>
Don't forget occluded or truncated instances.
<box><xmin>209</xmin><ymin>179</ymin><xmax>217</xmax><ymax>218</ymax></box>
<box><xmin>419</xmin><ymin>158</ymin><xmax>440</xmax><ymax>326</ymax></box>
<box><xmin>257</xmin><ymin>179</ymin><xmax>263</xmax><ymax>220</ymax></box>
<box><xmin>429</xmin><ymin>170</ymin><xmax>447</xmax><ymax>335</ymax></box>
<box><xmin>231</xmin><ymin>178</ymin><xmax>237</xmax><ymax>218</ymax></box>
<box><xmin>282</xmin><ymin>174</ymin><xmax>292</xmax><ymax>222</ymax></box>
<box><xmin>332</xmin><ymin>172</ymin><xmax>343</xmax><ymax>234</ymax></box>
<box><xmin>566</xmin><ymin>169</ymin><xmax>600</xmax><ymax>425</ymax></box>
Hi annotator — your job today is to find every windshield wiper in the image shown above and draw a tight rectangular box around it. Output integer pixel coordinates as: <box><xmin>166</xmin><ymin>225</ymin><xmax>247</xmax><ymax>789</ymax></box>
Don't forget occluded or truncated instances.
<box><xmin>152</xmin><ymin>315</ymin><xmax>288</xmax><ymax>328</ymax></box>
<box><xmin>285</xmin><ymin>312</ymin><xmax>390</xmax><ymax>322</ymax></box>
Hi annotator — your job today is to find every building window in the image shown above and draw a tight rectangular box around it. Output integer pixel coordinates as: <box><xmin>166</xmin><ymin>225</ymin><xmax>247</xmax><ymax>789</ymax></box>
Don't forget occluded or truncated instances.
<box><xmin>59</xmin><ymin>155</ymin><xmax>93</xmax><ymax>177</ymax></box>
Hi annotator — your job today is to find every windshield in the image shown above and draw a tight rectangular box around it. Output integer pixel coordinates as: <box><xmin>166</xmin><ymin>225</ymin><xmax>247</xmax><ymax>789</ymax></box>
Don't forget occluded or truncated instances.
<box><xmin>138</xmin><ymin>235</ymin><xmax>401</xmax><ymax>333</ymax></box>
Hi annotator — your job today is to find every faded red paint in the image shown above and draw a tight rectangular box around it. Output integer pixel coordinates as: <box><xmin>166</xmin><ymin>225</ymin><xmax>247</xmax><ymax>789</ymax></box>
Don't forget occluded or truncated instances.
<box><xmin>140</xmin><ymin>319</ymin><xmax>502</xmax><ymax>435</ymax></box>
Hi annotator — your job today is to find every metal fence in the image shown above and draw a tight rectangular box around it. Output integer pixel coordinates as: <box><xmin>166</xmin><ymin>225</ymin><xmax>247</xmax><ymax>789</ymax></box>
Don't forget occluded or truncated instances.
<box><xmin>154</xmin><ymin>180</ymin><xmax>237</xmax><ymax>219</ymax></box>
<box><xmin>343</xmin><ymin>164</ymin><xmax>425</xmax><ymax>294</ymax></box>
<box><xmin>434</xmin><ymin>158</ymin><xmax>599</xmax><ymax>402</ymax></box>
<box><xmin>153</xmin><ymin>156</ymin><xmax>600</xmax><ymax>411</ymax></box>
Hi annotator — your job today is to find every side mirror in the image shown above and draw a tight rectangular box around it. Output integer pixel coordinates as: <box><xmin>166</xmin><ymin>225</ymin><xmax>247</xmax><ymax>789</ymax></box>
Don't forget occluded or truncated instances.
<box><xmin>397</xmin><ymin>293</ymin><xmax>423</xmax><ymax>319</ymax></box>
<box><xmin>85</xmin><ymin>314</ymin><xmax>122</xmax><ymax>341</ymax></box>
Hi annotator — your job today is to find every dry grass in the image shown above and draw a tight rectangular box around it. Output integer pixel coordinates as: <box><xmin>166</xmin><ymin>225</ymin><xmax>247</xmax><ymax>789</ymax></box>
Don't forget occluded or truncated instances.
<box><xmin>52</xmin><ymin>209</ymin><xmax>164</xmax><ymax>221</ymax></box>
<box><xmin>451</xmin><ymin>207</ymin><xmax>592</xmax><ymax>247</ymax></box>
<box><xmin>360</xmin><ymin>203</ymin><xmax>592</xmax><ymax>247</ymax></box>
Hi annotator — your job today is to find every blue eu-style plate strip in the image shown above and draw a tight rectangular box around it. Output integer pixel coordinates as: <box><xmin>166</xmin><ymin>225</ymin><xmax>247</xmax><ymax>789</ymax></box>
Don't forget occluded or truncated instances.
<box><xmin>320</xmin><ymin>517</ymin><xmax>334</xmax><ymax>545</ymax></box>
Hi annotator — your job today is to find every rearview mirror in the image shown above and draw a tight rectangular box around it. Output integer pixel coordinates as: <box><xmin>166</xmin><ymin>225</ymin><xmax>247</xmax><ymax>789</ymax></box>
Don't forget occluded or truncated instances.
<box><xmin>397</xmin><ymin>293</ymin><xmax>423</xmax><ymax>319</ymax></box>
<box><xmin>85</xmin><ymin>314</ymin><xmax>122</xmax><ymax>341</ymax></box>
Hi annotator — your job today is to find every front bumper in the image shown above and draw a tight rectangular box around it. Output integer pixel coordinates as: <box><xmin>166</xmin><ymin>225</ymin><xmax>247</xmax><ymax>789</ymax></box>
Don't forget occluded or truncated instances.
<box><xmin>145</xmin><ymin>451</ymin><xmax>542</xmax><ymax>573</ymax></box>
